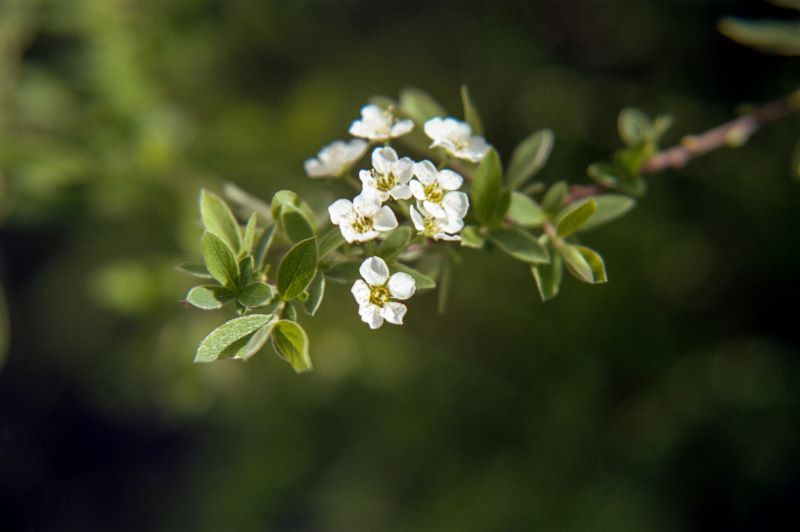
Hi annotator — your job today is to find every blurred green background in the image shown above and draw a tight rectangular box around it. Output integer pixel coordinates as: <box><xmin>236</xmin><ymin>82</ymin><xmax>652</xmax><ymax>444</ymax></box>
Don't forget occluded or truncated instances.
<box><xmin>2</xmin><ymin>0</ymin><xmax>800</xmax><ymax>529</ymax></box>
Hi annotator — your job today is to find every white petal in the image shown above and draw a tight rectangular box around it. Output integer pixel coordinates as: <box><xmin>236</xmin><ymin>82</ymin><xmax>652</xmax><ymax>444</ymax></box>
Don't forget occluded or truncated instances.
<box><xmin>359</xmin><ymin>256</ymin><xmax>390</xmax><ymax>286</ymax></box>
<box><xmin>361</xmin><ymin>104</ymin><xmax>383</xmax><ymax>121</ymax></box>
<box><xmin>423</xmin><ymin>200</ymin><xmax>446</xmax><ymax>219</ymax></box>
<box><xmin>372</xmin><ymin>146</ymin><xmax>397</xmax><ymax>174</ymax></box>
<box><xmin>389</xmin><ymin>184</ymin><xmax>412</xmax><ymax>200</ymax></box>
<box><xmin>359</xmin><ymin>169</ymin><xmax>375</xmax><ymax>188</ymax></box>
<box><xmin>461</xmin><ymin>137</ymin><xmax>490</xmax><ymax>162</ymax></box>
<box><xmin>304</xmin><ymin>158</ymin><xmax>327</xmax><ymax>177</ymax></box>
<box><xmin>351</xmin><ymin>279</ymin><xmax>371</xmax><ymax>305</ymax></box>
<box><xmin>443</xmin><ymin>191</ymin><xmax>469</xmax><ymax>219</ymax></box>
<box><xmin>359</xmin><ymin>303</ymin><xmax>384</xmax><ymax>329</ymax></box>
<box><xmin>413</xmin><ymin>160</ymin><xmax>438</xmax><ymax>185</ymax></box>
<box><xmin>380</xmin><ymin>302</ymin><xmax>407</xmax><ymax>325</ymax></box>
<box><xmin>437</xmin><ymin>169</ymin><xmax>463</xmax><ymax>190</ymax></box>
<box><xmin>409</xmin><ymin>179</ymin><xmax>426</xmax><ymax>200</ymax></box>
<box><xmin>444</xmin><ymin>117</ymin><xmax>472</xmax><ymax>139</ymax></box>
<box><xmin>339</xmin><ymin>224</ymin><xmax>359</xmax><ymax>243</ymax></box>
<box><xmin>388</xmin><ymin>272</ymin><xmax>416</xmax><ymax>300</ymax></box>
<box><xmin>434</xmin><ymin>232</ymin><xmax>461</xmax><ymax>241</ymax></box>
<box><xmin>353</xmin><ymin>229</ymin><xmax>380</xmax><ymax>242</ymax></box>
<box><xmin>373</xmin><ymin>206</ymin><xmax>398</xmax><ymax>232</ymax></box>
<box><xmin>409</xmin><ymin>205</ymin><xmax>425</xmax><ymax>231</ymax></box>
<box><xmin>348</xmin><ymin>121</ymin><xmax>369</xmax><ymax>138</ymax></box>
<box><xmin>329</xmin><ymin>199</ymin><xmax>354</xmax><ymax>225</ymax></box>
<box><xmin>424</xmin><ymin>117</ymin><xmax>446</xmax><ymax>141</ymax></box>
<box><xmin>392</xmin><ymin>158</ymin><xmax>414</xmax><ymax>184</ymax></box>
<box><xmin>390</xmin><ymin>120</ymin><xmax>414</xmax><ymax>138</ymax></box>
<box><xmin>353</xmin><ymin>191</ymin><xmax>381</xmax><ymax>216</ymax></box>
<box><xmin>441</xmin><ymin>215</ymin><xmax>464</xmax><ymax>234</ymax></box>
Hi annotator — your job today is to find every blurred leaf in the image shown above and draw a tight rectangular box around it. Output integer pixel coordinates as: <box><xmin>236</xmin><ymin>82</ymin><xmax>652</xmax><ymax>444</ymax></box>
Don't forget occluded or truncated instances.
<box><xmin>771</xmin><ymin>0</ymin><xmax>800</xmax><ymax>10</ymax></box>
<box><xmin>472</xmin><ymin>148</ymin><xmax>505</xmax><ymax>226</ymax></box>
<box><xmin>399</xmin><ymin>87</ymin><xmax>446</xmax><ymax>123</ymax></box>
<box><xmin>271</xmin><ymin>190</ymin><xmax>316</xmax><ymax>230</ymax></box>
<box><xmin>195</xmin><ymin>314</ymin><xmax>273</xmax><ymax>363</ymax></box>
<box><xmin>618</xmin><ymin>108</ymin><xmax>650</xmax><ymax>146</ymax></box>
<box><xmin>272</xmin><ymin>320</ymin><xmax>313</xmax><ymax>373</ymax></box>
<box><xmin>323</xmin><ymin>260</ymin><xmax>361</xmax><ymax>284</ymax></box>
<box><xmin>507</xmin><ymin>129</ymin><xmax>555</xmax><ymax>189</ymax></box>
<box><xmin>556</xmin><ymin>199</ymin><xmax>597</xmax><ymax>238</ymax></box>
<box><xmin>200</xmin><ymin>189</ymin><xmax>242</xmax><ymax>254</ymax></box>
<box><xmin>392</xmin><ymin>263</ymin><xmax>436</xmax><ymax>290</ymax></box>
<box><xmin>460</xmin><ymin>225</ymin><xmax>485</xmax><ymax>249</ymax></box>
<box><xmin>489</xmin><ymin>226</ymin><xmax>550</xmax><ymax>264</ymax></box>
<box><xmin>587</xmin><ymin>162</ymin><xmax>620</xmax><ymax>189</ymax></box>
<box><xmin>277</xmin><ymin>237</ymin><xmax>317</xmax><ymax>300</ymax></box>
<box><xmin>201</xmin><ymin>231</ymin><xmax>239</xmax><ymax>288</ymax></box>
<box><xmin>175</xmin><ymin>262</ymin><xmax>213</xmax><ymax>280</ymax></box>
<box><xmin>378</xmin><ymin>226</ymin><xmax>414</xmax><ymax>261</ymax></box>
<box><xmin>580</xmin><ymin>195</ymin><xmax>636</xmax><ymax>231</ymax></box>
<box><xmin>507</xmin><ymin>191</ymin><xmax>546</xmax><ymax>227</ymax></box>
<box><xmin>649</xmin><ymin>115</ymin><xmax>674</xmax><ymax>144</ymax></box>
<box><xmin>460</xmin><ymin>85</ymin><xmax>484</xmax><ymax>136</ymax></box>
<box><xmin>241</xmin><ymin>213</ymin><xmax>259</xmax><ymax>256</ymax></box>
<box><xmin>238</xmin><ymin>281</ymin><xmax>274</xmax><ymax>308</ymax></box>
<box><xmin>575</xmin><ymin>246</ymin><xmax>607</xmax><ymax>283</ymax></box>
<box><xmin>186</xmin><ymin>285</ymin><xmax>228</xmax><ymax>310</ymax></box>
<box><xmin>719</xmin><ymin>17</ymin><xmax>800</xmax><ymax>55</ymax></box>
<box><xmin>541</xmin><ymin>180</ymin><xmax>568</xmax><ymax>216</ymax></box>
<box><xmin>282</xmin><ymin>303</ymin><xmax>298</xmax><ymax>321</ymax></box>
<box><xmin>224</xmin><ymin>182</ymin><xmax>273</xmax><ymax>223</ymax></box>
<box><xmin>235</xmin><ymin>318</ymin><xmax>278</xmax><ymax>361</ymax></box>
<box><xmin>303</xmin><ymin>272</ymin><xmax>326</xmax><ymax>316</ymax></box>
<box><xmin>318</xmin><ymin>227</ymin><xmax>346</xmax><ymax>260</ymax></box>
<box><xmin>255</xmin><ymin>224</ymin><xmax>277</xmax><ymax>272</ymax></box>
<box><xmin>558</xmin><ymin>243</ymin><xmax>606</xmax><ymax>284</ymax></box>
<box><xmin>280</xmin><ymin>202</ymin><xmax>315</xmax><ymax>243</ymax></box>
<box><xmin>531</xmin><ymin>244</ymin><xmax>563</xmax><ymax>301</ymax></box>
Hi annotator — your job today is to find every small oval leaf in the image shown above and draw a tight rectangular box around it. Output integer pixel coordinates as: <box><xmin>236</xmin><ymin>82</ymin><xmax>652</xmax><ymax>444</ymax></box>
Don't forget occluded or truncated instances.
<box><xmin>507</xmin><ymin>129</ymin><xmax>555</xmax><ymax>189</ymax></box>
<box><xmin>556</xmin><ymin>199</ymin><xmax>597</xmax><ymax>238</ymax></box>
<box><xmin>195</xmin><ymin>314</ymin><xmax>273</xmax><ymax>363</ymax></box>
<box><xmin>277</xmin><ymin>237</ymin><xmax>317</xmax><ymax>300</ymax></box>
<box><xmin>272</xmin><ymin>320</ymin><xmax>312</xmax><ymax>373</ymax></box>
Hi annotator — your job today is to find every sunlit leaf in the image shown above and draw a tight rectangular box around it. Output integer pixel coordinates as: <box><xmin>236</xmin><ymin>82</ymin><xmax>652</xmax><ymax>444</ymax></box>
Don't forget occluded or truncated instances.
<box><xmin>489</xmin><ymin>226</ymin><xmax>550</xmax><ymax>264</ymax></box>
<box><xmin>276</xmin><ymin>237</ymin><xmax>317</xmax><ymax>300</ymax></box>
<box><xmin>272</xmin><ymin>320</ymin><xmax>313</xmax><ymax>373</ymax></box>
<box><xmin>303</xmin><ymin>271</ymin><xmax>325</xmax><ymax>316</ymax></box>
<box><xmin>200</xmin><ymin>189</ymin><xmax>241</xmax><ymax>254</ymax></box>
<box><xmin>195</xmin><ymin>314</ymin><xmax>273</xmax><ymax>363</ymax></box>
<box><xmin>580</xmin><ymin>195</ymin><xmax>636</xmax><ymax>231</ymax></box>
<box><xmin>507</xmin><ymin>129</ymin><xmax>554</xmax><ymax>188</ymax></box>
<box><xmin>506</xmin><ymin>191</ymin><xmax>546</xmax><ymax>227</ymax></box>
<box><xmin>556</xmin><ymin>198</ymin><xmax>597</xmax><ymax>238</ymax></box>
<box><xmin>201</xmin><ymin>231</ymin><xmax>239</xmax><ymax>288</ymax></box>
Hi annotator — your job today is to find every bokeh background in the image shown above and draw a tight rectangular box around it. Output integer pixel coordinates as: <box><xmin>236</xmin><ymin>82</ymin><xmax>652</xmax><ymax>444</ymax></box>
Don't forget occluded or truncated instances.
<box><xmin>2</xmin><ymin>0</ymin><xmax>800</xmax><ymax>529</ymax></box>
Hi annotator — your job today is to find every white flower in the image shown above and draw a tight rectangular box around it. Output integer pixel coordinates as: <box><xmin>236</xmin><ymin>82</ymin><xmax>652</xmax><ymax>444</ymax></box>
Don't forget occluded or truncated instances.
<box><xmin>349</xmin><ymin>104</ymin><xmax>414</xmax><ymax>141</ymax></box>
<box><xmin>304</xmin><ymin>139</ymin><xmax>368</xmax><ymax>178</ymax></box>
<box><xmin>409</xmin><ymin>160</ymin><xmax>469</xmax><ymax>220</ymax></box>
<box><xmin>423</xmin><ymin>117</ymin><xmax>490</xmax><ymax>162</ymax></box>
<box><xmin>351</xmin><ymin>256</ymin><xmax>416</xmax><ymax>329</ymax></box>
<box><xmin>409</xmin><ymin>203</ymin><xmax>463</xmax><ymax>241</ymax></box>
<box><xmin>328</xmin><ymin>191</ymin><xmax>398</xmax><ymax>243</ymax></box>
<box><xmin>359</xmin><ymin>147</ymin><xmax>413</xmax><ymax>201</ymax></box>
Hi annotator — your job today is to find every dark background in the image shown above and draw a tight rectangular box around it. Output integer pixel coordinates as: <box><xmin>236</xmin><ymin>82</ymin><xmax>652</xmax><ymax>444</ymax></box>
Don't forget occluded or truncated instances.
<box><xmin>1</xmin><ymin>0</ymin><xmax>800</xmax><ymax>529</ymax></box>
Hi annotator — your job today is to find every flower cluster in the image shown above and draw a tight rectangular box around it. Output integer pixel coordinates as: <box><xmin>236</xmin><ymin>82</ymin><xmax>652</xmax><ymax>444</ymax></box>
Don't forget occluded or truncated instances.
<box><xmin>305</xmin><ymin>103</ymin><xmax>491</xmax><ymax>328</ymax></box>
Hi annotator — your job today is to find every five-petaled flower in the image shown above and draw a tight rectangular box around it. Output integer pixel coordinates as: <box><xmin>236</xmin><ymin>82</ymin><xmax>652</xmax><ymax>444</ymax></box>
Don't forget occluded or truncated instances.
<box><xmin>351</xmin><ymin>256</ymin><xmax>416</xmax><ymax>329</ymax></box>
<box><xmin>329</xmin><ymin>191</ymin><xmax>398</xmax><ymax>243</ymax></box>
<box><xmin>423</xmin><ymin>117</ymin><xmax>490</xmax><ymax>162</ymax></box>
<box><xmin>409</xmin><ymin>160</ymin><xmax>469</xmax><ymax>221</ymax></box>
<box><xmin>349</xmin><ymin>104</ymin><xmax>414</xmax><ymax>142</ymax></box>
<box><xmin>304</xmin><ymin>139</ymin><xmax>368</xmax><ymax>178</ymax></box>
<box><xmin>410</xmin><ymin>204</ymin><xmax>463</xmax><ymax>241</ymax></box>
<box><xmin>360</xmin><ymin>147</ymin><xmax>414</xmax><ymax>201</ymax></box>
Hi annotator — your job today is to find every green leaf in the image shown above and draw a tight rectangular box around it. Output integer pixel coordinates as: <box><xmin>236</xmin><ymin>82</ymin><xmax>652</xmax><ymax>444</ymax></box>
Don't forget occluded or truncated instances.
<box><xmin>195</xmin><ymin>314</ymin><xmax>273</xmax><ymax>363</ymax></box>
<box><xmin>558</xmin><ymin>243</ymin><xmax>597</xmax><ymax>284</ymax></box>
<box><xmin>238</xmin><ymin>281</ymin><xmax>274</xmax><ymax>308</ymax></box>
<box><xmin>280</xmin><ymin>203</ymin><xmax>315</xmax><ymax>243</ymax></box>
<box><xmin>378</xmin><ymin>226</ymin><xmax>414</xmax><ymax>261</ymax></box>
<box><xmin>392</xmin><ymin>263</ymin><xmax>436</xmax><ymax>290</ymax></box>
<box><xmin>575</xmin><ymin>246</ymin><xmax>607</xmax><ymax>283</ymax></box>
<box><xmin>771</xmin><ymin>0</ymin><xmax>800</xmax><ymax>10</ymax></box>
<box><xmin>277</xmin><ymin>237</ymin><xmax>317</xmax><ymax>300</ymax></box>
<box><xmin>201</xmin><ymin>231</ymin><xmax>240</xmax><ymax>288</ymax></box>
<box><xmin>489</xmin><ymin>226</ymin><xmax>550</xmax><ymax>264</ymax></box>
<box><xmin>255</xmin><ymin>224</ymin><xmax>276</xmax><ymax>271</ymax></box>
<box><xmin>271</xmin><ymin>190</ymin><xmax>316</xmax><ymax>229</ymax></box>
<box><xmin>531</xmin><ymin>245</ymin><xmax>563</xmax><ymax>301</ymax></box>
<box><xmin>186</xmin><ymin>285</ymin><xmax>229</xmax><ymax>310</ymax></box>
<box><xmin>472</xmin><ymin>148</ymin><xmax>505</xmax><ymax>226</ymax></box>
<box><xmin>719</xmin><ymin>17</ymin><xmax>800</xmax><ymax>56</ymax></box>
<box><xmin>460</xmin><ymin>225</ymin><xmax>485</xmax><ymax>249</ymax></box>
<box><xmin>587</xmin><ymin>162</ymin><xmax>620</xmax><ymax>188</ymax></box>
<box><xmin>580</xmin><ymin>195</ymin><xmax>636</xmax><ymax>231</ymax></box>
<box><xmin>460</xmin><ymin>85</ymin><xmax>483</xmax><ymax>136</ymax></box>
<box><xmin>304</xmin><ymin>272</ymin><xmax>325</xmax><ymax>316</ymax></box>
<box><xmin>235</xmin><ymin>318</ymin><xmax>278</xmax><ymax>361</ymax></box>
<box><xmin>399</xmin><ymin>87</ymin><xmax>446</xmax><ymax>123</ymax></box>
<box><xmin>541</xmin><ymin>181</ymin><xmax>568</xmax><ymax>216</ymax></box>
<box><xmin>618</xmin><ymin>108</ymin><xmax>650</xmax><ymax>146</ymax></box>
<box><xmin>176</xmin><ymin>262</ymin><xmax>213</xmax><ymax>280</ymax></box>
<box><xmin>241</xmin><ymin>213</ymin><xmax>259</xmax><ymax>256</ymax></box>
<box><xmin>507</xmin><ymin>129</ymin><xmax>555</xmax><ymax>189</ymax></box>
<box><xmin>507</xmin><ymin>191</ymin><xmax>546</xmax><ymax>227</ymax></box>
<box><xmin>282</xmin><ymin>303</ymin><xmax>298</xmax><ymax>321</ymax></box>
<box><xmin>318</xmin><ymin>227</ymin><xmax>346</xmax><ymax>260</ymax></box>
<box><xmin>556</xmin><ymin>199</ymin><xmax>597</xmax><ymax>238</ymax></box>
<box><xmin>223</xmin><ymin>182</ymin><xmax>273</xmax><ymax>223</ymax></box>
<box><xmin>323</xmin><ymin>260</ymin><xmax>361</xmax><ymax>284</ymax></box>
<box><xmin>272</xmin><ymin>320</ymin><xmax>313</xmax><ymax>373</ymax></box>
<box><xmin>200</xmin><ymin>189</ymin><xmax>241</xmax><ymax>254</ymax></box>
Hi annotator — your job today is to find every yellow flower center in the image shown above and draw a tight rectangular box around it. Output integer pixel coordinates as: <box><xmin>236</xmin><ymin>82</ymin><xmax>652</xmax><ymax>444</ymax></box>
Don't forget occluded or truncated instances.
<box><xmin>424</xmin><ymin>183</ymin><xmax>444</xmax><ymax>203</ymax></box>
<box><xmin>372</xmin><ymin>169</ymin><xmax>396</xmax><ymax>192</ymax></box>
<box><xmin>422</xmin><ymin>217</ymin><xmax>439</xmax><ymax>237</ymax></box>
<box><xmin>369</xmin><ymin>285</ymin><xmax>391</xmax><ymax>307</ymax></box>
<box><xmin>352</xmin><ymin>215</ymin><xmax>374</xmax><ymax>233</ymax></box>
